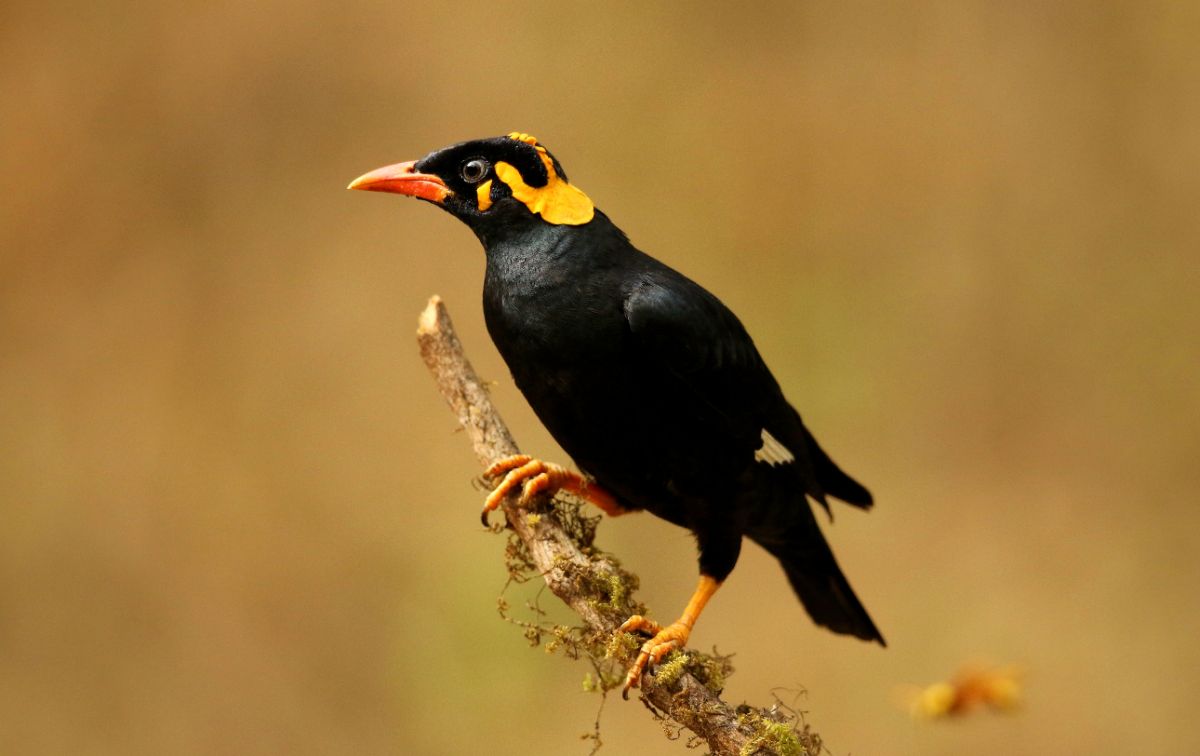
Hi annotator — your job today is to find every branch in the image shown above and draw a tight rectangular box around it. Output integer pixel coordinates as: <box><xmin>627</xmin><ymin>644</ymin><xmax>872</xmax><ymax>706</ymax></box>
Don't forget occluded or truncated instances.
<box><xmin>416</xmin><ymin>295</ymin><xmax>822</xmax><ymax>755</ymax></box>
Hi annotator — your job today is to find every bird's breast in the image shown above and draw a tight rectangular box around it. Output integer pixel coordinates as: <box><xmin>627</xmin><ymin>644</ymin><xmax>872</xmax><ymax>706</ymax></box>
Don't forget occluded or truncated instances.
<box><xmin>483</xmin><ymin>255</ymin><xmax>628</xmax><ymax>365</ymax></box>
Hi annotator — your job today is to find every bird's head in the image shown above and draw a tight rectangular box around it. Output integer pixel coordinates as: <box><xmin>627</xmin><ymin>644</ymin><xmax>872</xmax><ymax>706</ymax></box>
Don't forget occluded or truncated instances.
<box><xmin>348</xmin><ymin>133</ymin><xmax>595</xmax><ymax>236</ymax></box>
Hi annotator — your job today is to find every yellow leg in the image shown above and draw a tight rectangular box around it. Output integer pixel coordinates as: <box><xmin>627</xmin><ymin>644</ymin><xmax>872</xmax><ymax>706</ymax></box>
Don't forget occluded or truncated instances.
<box><xmin>619</xmin><ymin>575</ymin><xmax>721</xmax><ymax>698</ymax></box>
<box><xmin>481</xmin><ymin>455</ymin><xmax>628</xmax><ymax>525</ymax></box>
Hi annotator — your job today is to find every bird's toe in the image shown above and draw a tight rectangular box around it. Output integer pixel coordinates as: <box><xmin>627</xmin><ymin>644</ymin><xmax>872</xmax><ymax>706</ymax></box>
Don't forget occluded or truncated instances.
<box><xmin>481</xmin><ymin>456</ymin><xmax>571</xmax><ymax>524</ymax></box>
<box><xmin>619</xmin><ymin>620</ymin><xmax>692</xmax><ymax>698</ymax></box>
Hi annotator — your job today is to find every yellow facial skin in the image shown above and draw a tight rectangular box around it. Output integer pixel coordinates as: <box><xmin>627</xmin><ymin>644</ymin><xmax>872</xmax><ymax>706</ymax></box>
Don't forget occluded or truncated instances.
<box><xmin>491</xmin><ymin>133</ymin><xmax>595</xmax><ymax>225</ymax></box>
<box><xmin>476</xmin><ymin>179</ymin><xmax>493</xmax><ymax>211</ymax></box>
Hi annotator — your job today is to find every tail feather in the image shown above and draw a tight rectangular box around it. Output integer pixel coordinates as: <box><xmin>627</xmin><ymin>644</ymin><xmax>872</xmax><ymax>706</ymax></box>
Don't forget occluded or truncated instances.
<box><xmin>747</xmin><ymin>466</ymin><xmax>884</xmax><ymax>645</ymax></box>
<box><xmin>749</xmin><ymin>418</ymin><xmax>882</xmax><ymax>643</ymax></box>
<box><xmin>777</xmin><ymin>549</ymin><xmax>885</xmax><ymax>645</ymax></box>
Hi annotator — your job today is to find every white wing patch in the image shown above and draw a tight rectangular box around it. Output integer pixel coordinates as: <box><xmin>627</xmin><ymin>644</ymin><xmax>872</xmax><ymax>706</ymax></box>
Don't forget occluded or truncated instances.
<box><xmin>755</xmin><ymin>429</ymin><xmax>795</xmax><ymax>466</ymax></box>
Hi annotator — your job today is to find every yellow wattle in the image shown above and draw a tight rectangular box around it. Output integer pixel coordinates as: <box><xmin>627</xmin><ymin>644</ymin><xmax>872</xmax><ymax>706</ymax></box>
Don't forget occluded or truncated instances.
<box><xmin>476</xmin><ymin>179</ymin><xmax>493</xmax><ymax>211</ymax></box>
<box><xmin>495</xmin><ymin>161</ymin><xmax>594</xmax><ymax>225</ymax></box>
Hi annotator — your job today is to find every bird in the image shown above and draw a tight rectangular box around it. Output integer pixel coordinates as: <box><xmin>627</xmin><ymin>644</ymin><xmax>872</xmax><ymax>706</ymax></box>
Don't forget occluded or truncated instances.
<box><xmin>349</xmin><ymin>132</ymin><xmax>884</xmax><ymax>696</ymax></box>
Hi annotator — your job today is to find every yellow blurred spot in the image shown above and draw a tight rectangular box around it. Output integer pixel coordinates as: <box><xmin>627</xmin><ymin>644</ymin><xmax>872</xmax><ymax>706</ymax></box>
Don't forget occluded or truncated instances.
<box><xmin>900</xmin><ymin>662</ymin><xmax>1024</xmax><ymax>721</ymax></box>
<box><xmin>911</xmin><ymin>682</ymin><xmax>957</xmax><ymax>719</ymax></box>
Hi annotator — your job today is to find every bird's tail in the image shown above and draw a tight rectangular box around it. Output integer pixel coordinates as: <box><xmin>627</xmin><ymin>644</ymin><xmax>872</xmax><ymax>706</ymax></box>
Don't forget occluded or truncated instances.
<box><xmin>749</xmin><ymin>511</ymin><xmax>885</xmax><ymax>645</ymax></box>
<box><xmin>775</xmin><ymin>545</ymin><xmax>885</xmax><ymax>645</ymax></box>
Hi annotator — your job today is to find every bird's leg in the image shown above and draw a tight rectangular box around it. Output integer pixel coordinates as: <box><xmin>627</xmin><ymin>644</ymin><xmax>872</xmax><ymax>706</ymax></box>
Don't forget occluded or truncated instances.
<box><xmin>481</xmin><ymin>454</ymin><xmax>628</xmax><ymax>525</ymax></box>
<box><xmin>619</xmin><ymin>574</ymin><xmax>721</xmax><ymax>698</ymax></box>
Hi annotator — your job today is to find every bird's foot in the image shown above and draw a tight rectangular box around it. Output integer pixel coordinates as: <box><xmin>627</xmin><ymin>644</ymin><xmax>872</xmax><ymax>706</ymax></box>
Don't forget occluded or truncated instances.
<box><xmin>617</xmin><ymin>615</ymin><xmax>692</xmax><ymax>699</ymax></box>
<box><xmin>481</xmin><ymin>455</ymin><xmax>570</xmax><ymax>526</ymax></box>
<box><xmin>481</xmin><ymin>454</ymin><xmax>626</xmax><ymax>525</ymax></box>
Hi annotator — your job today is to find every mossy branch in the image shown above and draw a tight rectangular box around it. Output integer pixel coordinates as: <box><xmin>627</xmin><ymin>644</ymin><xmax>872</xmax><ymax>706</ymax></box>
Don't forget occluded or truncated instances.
<box><xmin>416</xmin><ymin>295</ymin><xmax>822</xmax><ymax>756</ymax></box>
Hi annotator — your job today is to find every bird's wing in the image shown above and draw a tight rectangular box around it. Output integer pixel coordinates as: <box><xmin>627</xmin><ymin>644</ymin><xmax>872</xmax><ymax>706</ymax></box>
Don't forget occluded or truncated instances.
<box><xmin>622</xmin><ymin>270</ymin><xmax>871</xmax><ymax>512</ymax></box>
<box><xmin>622</xmin><ymin>271</ymin><xmax>777</xmax><ymax>462</ymax></box>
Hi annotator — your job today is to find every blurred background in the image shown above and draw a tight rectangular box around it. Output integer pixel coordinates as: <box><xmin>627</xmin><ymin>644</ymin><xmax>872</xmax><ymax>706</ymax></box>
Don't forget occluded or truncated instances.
<box><xmin>2</xmin><ymin>1</ymin><xmax>1197</xmax><ymax>753</ymax></box>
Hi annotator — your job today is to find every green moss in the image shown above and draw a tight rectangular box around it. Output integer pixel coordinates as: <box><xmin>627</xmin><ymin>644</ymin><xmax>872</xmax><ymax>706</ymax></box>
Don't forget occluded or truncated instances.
<box><xmin>692</xmin><ymin>650</ymin><xmax>731</xmax><ymax>693</ymax></box>
<box><xmin>740</xmin><ymin>719</ymin><xmax>806</xmax><ymax>756</ymax></box>
<box><xmin>605</xmin><ymin>631</ymin><xmax>641</xmax><ymax>662</ymax></box>
<box><xmin>651</xmin><ymin>650</ymin><xmax>689</xmax><ymax>688</ymax></box>
<box><xmin>490</xmin><ymin>486</ymin><xmax>738</xmax><ymax>701</ymax></box>
<box><xmin>581</xmin><ymin>569</ymin><xmax>634</xmax><ymax>614</ymax></box>
<box><xmin>641</xmin><ymin>646</ymin><xmax>733</xmax><ymax>695</ymax></box>
<box><xmin>600</xmin><ymin>572</ymin><xmax>628</xmax><ymax>610</ymax></box>
<box><xmin>736</xmin><ymin>708</ymin><xmax>822</xmax><ymax>756</ymax></box>
<box><xmin>545</xmin><ymin>494</ymin><xmax>601</xmax><ymax>551</ymax></box>
<box><xmin>502</xmin><ymin>531</ymin><xmax>537</xmax><ymax>582</ymax></box>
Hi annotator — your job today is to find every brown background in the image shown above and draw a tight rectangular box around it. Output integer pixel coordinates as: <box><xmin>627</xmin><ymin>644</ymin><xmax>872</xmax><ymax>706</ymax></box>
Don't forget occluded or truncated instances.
<box><xmin>2</xmin><ymin>2</ymin><xmax>1197</xmax><ymax>754</ymax></box>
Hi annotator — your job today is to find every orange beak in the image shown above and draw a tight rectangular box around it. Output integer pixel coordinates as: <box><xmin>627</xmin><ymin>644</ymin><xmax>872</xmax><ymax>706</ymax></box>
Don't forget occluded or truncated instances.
<box><xmin>347</xmin><ymin>160</ymin><xmax>450</xmax><ymax>203</ymax></box>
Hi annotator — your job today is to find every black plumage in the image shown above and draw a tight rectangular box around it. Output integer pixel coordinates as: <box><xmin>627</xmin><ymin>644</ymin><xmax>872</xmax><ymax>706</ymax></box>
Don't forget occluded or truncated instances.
<box><xmin>349</xmin><ymin>133</ymin><xmax>884</xmax><ymax>690</ymax></box>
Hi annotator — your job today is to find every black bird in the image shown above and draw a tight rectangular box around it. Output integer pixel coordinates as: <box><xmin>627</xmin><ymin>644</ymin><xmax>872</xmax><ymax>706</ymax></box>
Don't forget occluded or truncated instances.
<box><xmin>349</xmin><ymin>133</ymin><xmax>884</xmax><ymax>694</ymax></box>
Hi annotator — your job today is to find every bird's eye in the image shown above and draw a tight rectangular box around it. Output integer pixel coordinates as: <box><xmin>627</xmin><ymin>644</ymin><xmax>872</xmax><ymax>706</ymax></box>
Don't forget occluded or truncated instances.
<box><xmin>460</xmin><ymin>159</ymin><xmax>490</xmax><ymax>184</ymax></box>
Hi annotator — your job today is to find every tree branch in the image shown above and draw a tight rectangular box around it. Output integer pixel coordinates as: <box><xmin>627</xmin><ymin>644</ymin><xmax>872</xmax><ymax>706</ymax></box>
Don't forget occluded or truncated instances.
<box><xmin>415</xmin><ymin>295</ymin><xmax>821</xmax><ymax>755</ymax></box>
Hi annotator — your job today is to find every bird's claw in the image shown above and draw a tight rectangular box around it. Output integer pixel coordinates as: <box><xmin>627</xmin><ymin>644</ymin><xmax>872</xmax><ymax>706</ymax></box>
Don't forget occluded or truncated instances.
<box><xmin>617</xmin><ymin>616</ymin><xmax>692</xmax><ymax>699</ymax></box>
<box><xmin>480</xmin><ymin>454</ymin><xmax>567</xmax><ymax>525</ymax></box>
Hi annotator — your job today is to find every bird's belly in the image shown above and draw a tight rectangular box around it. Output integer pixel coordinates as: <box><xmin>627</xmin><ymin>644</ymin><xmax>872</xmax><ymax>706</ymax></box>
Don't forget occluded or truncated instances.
<box><xmin>486</xmin><ymin>291</ymin><xmax>749</xmax><ymax>520</ymax></box>
<box><xmin>511</xmin><ymin>355</ymin><xmax>747</xmax><ymax>518</ymax></box>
